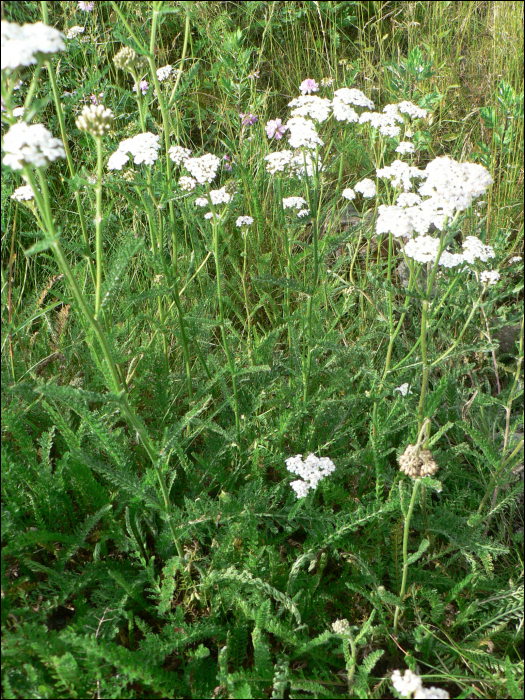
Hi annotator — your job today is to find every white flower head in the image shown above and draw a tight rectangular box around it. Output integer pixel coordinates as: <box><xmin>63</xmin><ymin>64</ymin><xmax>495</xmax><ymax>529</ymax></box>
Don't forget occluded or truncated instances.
<box><xmin>264</xmin><ymin>150</ymin><xmax>293</xmax><ymax>174</ymax></box>
<box><xmin>405</xmin><ymin>235</ymin><xmax>440</xmax><ymax>264</ymax></box>
<box><xmin>12</xmin><ymin>106</ymin><xmax>25</xmax><ymax>117</ymax></box>
<box><xmin>156</xmin><ymin>64</ymin><xmax>173</xmax><ymax>81</ymax></box>
<box><xmin>236</xmin><ymin>216</ymin><xmax>254</xmax><ymax>227</ymax></box>
<box><xmin>209</xmin><ymin>187</ymin><xmax>232</xmax><ymax>206</ymax></box>
<box><xmin>184</xmin><ymin>153</ymin><xmax>221</xmax><ymax>184</ymax></box>
<box><xmin>286</xmin><ymin>116</ymin><xmax>324</xmax><ymax>149</ymax></box>
<box><xmin>11</xmin><ymin>185</ymin><xmax>35</xmax><ymax>201</ymax></box>
<box><xmin>391</xmin><ymin>669</ymin><xmax>423</xmax><ymax>697</ymax></box>
<box><xmin>418</xmin><ymin>157</ymin><xmax>493</xmax><ymax>216</ymax></box>
<box><xmin>396</xmin><ymin>192</ymin><xmax>422</xmax><ymax>207</ymax></box>
<box><xmin>282</xmin><ymin>196</ymin><xmax>307</xmax><ymax>210</ymax></box>
<box><xmin>354</xmin><ymin>178</ymin><xmax>376</xmax><ymax>198</ymax></box>
<box><xmin>509</xmin><ymin>255</ymin><xmax>522</xmax><ymax>264</ymax></box>
<box><xmin>332</xmin><ymin>98</ymin><xmax>359</xmax><ymax>123</ymax></box>
<box><xmin>2</xmin><ymin>122</ymin><xmax>65</xmax><ymax>170</ymax></box>
<box><xmin>377</xmin><ymin>160</ymin><xmax>423</xmax><ymax>191</ymax></box>
<box><xmin>480</xmin><ymin>270</ymin><xmax>500</xmax><ymax>286</ymax></box>
<box><xmin>332</xmin><ymin>619</ymin><xmax>351</xmax><ymax>635</ymax></box>
<box><xmin>461</xmin><ymin>236</ymin><xmax>495</xmax><ymax>265</ymax></box>
<box><xmin>396</xmin><ymin>141</ymin><xmax>415</xmax><ymax>154</ymax></box>
<box><xmin>398</xmin><ymin>101</ymin><xmax>427</xmax><ymax>119</ymax></box>
<box><xmin>178</xmin><ymin>175</ymin><xmax>196</xmax><ymax>191</ymax></box>
<box><xmin>297</xmin><ymin>208</ymin><xmax>310</xmax><ymax>218</ymax></box>
<box><xmin>75</xmin><ymin>104</ymin><xmax>114</xmax><ymax>137</ymax></box>
<box><xmin>333</xmin><ymin>88</ymin><xmax>374</xmax><ymax>110</ymax></box>
<box><xmin>394</xmin><ymin>383</ymin><xmax>413</xmax><ymax>396</ymax></box>
<box><xmin>168</xmin><ymin>145</ymin><xmax>191</xmax><ymax>166</ymax></box>
<box><xmin>286</xmin><ymin>453</ymin><xmax>335</xmax><ymax>498</ymax></box>
<box><xmin>342</xmin><ymin>188</ymin><xmax>356</xmax><ymax>200</ymax></box>
<box><xmin>1</xmin><ymin>20</ymin><xmax>65</xmax><ymax>72</ymax></box>
<box><xmin>289</xmin><ymin>95</ymin><xmax>332</xmax><ymax>123</ymax></box>
<box><xmin>380</xmin><ymin>124</ymin><xmax>401</xmax><ymax>138</ymax></box>
<box><xmin>66</xmin><ymin>25</ymin><xmax>85</xmax><ymax>39</ymax></box>
<box><xmin>414</xmin><ymin>687</ymin><xmax>449</xmax><ymax>699</ymax></box>
<box><xmin>107</xmin><ymin>132</ymin><xmax>160</xmax><ymax>170</ymax></box>
<box><xmin>290</xmin><ymin>151</ymin><xmax>323</xmax><ymax>179</ymax></box>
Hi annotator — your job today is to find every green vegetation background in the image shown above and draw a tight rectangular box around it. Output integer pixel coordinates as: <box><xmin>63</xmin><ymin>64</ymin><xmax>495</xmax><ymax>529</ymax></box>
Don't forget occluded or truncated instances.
<box><xmin>1</xmin><ymin>2</ymin><xmax>523</xmax><ymax>698</ymax></box>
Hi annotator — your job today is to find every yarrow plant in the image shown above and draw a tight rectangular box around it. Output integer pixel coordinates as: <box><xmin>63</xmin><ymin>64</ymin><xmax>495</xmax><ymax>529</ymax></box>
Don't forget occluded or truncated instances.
<box><xmin>1</xmin><ymin>20</ymin><xmax>65</xmax><ymax>72</ymax></box>
<box><xmin>391</xmin><ymin>669</ymin><xmax>449</xmax><ymax>698</ymax></box>
<box><xmin>107</xmin><ymin>133</ymin><xmax>160</xmax><ymax>170</ymax></box>
<box><xmin>285</xmin><ymin>454</ymin><xmax>336</xmax><ymax>498</ymax></box>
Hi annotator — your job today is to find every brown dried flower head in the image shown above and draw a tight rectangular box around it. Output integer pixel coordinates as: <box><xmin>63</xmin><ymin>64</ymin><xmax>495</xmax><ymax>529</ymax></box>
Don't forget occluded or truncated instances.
<box><xmin>398</xmin><ymin>444</ymin><xmax>438</xmax><ymax>479</ymax></box>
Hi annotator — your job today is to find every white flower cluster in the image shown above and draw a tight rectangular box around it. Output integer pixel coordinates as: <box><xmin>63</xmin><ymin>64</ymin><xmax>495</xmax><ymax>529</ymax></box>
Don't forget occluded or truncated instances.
<box><xmin>286</xmin><ymin>453</ymin><xmax>336</xmax><ymax>499</ymax></box>
<box><xmin>398</xmin><ymin>101</ymin><xmax>427</xmax><ymax>119</ymax></box>
<box><xmin>66</xmin><ymin>25</ymin><xmax>85</xmax><ymax>39</ymax></box>
<box><xmin>331</xmin><ymin>619</ymin><xmax>350</xmax><ymax>635</ymax></box>
<box><xmin>12</xmin><ymin>106</ymin><xmax>25</xmax><ymax>117</ymax></box>
<box><xmin>290</xmin><ymin>151</ymin><xmax>322</xmax><ymax>179</ymax></box>
<box><xmin>332</xmin><ymin>99</ymin><xmax>359</xmax><ymax>123</ymax></box>
<box><xmin>178</xmin><ymin>175</ymin><xmax>196</xmax><ymax>191</ymax></box>
<box><xmin>396</xmin><ymin>192</ymin><xmax>422</xmax><ymax>207</ymax></box>
<box><xmin>75</xmin><ymin>104</ymin><xmax>114</xmax><ymax>137</ymax></box>
<box><xmin>438</xmin><ymin>251</ymin><xmax>465</xmax><ymax>268</ymax></box>
<box><xmin>404</xmin><ymin>235</ymin><xmax>440</xmax><ymax>263</ymax></box>
<box><xmin>156</xmin><ymin>64</ymin><xmax>174</xmax><ymax>81</ymax></box>
<box><xmin>419</xmin><ymin>157</ymin><xmax>493</xmax><ymax>216</ymax></box>
<box><xmin>297</xmin><ymin>208</ymin><xmax>310</xmax><ymax>218</ymax></box>
<box><xmin>168</xmin><ymin>145</ymin><xmax>191</xmax><ymax>165</ymax></box>
<box><xmin>289</xmin><ymin>95</ymin><xmax>332</xmax><ymax>123</ymax></box>
<box><xmin>461</xmin><ymin>236</ymin><xmax>495</xmax><ymax>264</ymax></box>
<box><xmin>333</xmin><ymin>88</ymin><xmax>375</xmax><ymax>110</ymax></box>
<box><xmin>377</xmin><ymin>160</ymin><xmax>423</xmax><ymax>191</ymax></box>
<box><xmin>209</xmin><ymin>187</ymin><xmax>232</xmax><ymax>206</ymax></box>
<box><xmin>236</xmin><ymin>216</ymin><xmax>254</xmax><ymax>227</ymax></box>
<box><xmin>264</xmin><ymin>150</ymin><xmax>293</xmax><ymax>174</ymax></box>
<box><xmin>360</xmin><ymin>109</ymin><xmax>401</xmax><ymax>137</ymax></box>
<box><xmin>282</xmin><ymin>196</ymin><xmax>307</xmax><ymax>210</ymax></box>
<box><xmin>1</xmin><ymin>20</ymin><xmax>65</xmax><ymax>72</ymax></box>
<box><xmin>11</xmin><ymin>185</ymin><xmax>35</xmax><ymax>201</ymax></box>
<box><xmin>286</xmin><ymin>116</ymin><xmax>324</xmax><ymax>149</ymax></box>
<box><xmin>354</xmin><ymin>178</ymin><xmax>376</xmax><ymax>198</ymax></box>
<box><xmin>2</xmin><ymin>122</ymin><xmax>65</xmax><ymax>170</ymax></box>
<box><xmin>391</xmin><ymin>669</ymin><xmax>449</xmax><ymax>699</ymax></box>
<box><xmin>394</xmin><ymin>382</ymin><xmax>413</xmax><ymax>396</ymax></box>
<box><xmin>396</xmin><ymin>141</ymin><xmax>415</xmax><ymax>154</ymax></box>
<box><xmin>107</xmin><ymin>132</ymin><xmax>160</xmax><ymax>170</ymax></box>
<box><xmin>342</xmin><ymin>188</ymin><xmax>356</xmax><ymax>200</ymax></box>
<box><xmin>183</xmin><ymin>153</ymin><xmax>221</xmax><ymax>184</ymax></box>
<box><xmin>480</xmin><ymin>270</ymin><xmax>500</xmax><ymax>286</ymax></box>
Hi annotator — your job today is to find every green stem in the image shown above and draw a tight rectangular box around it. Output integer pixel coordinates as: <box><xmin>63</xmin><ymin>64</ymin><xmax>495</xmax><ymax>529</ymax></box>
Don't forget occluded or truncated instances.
<box><xmin>40</xmin><ymin>2</ymin><xmax>96</xmax><ymax>288</ymax></box>
<box><xmin>303</xmin><ymin>147</ymin><xmax>320</xmax><ymax>404</ymax></box>
<box><xmin>211</xmin><ymin>216</ymin><xmax>241</xmax><ymax>443</ymax></box>
<box><xmin>94</xmin><ymin>137</ymin><xmax>103</xmax><ymax>318</ymax></box>
<box><xmin>29</xmin><ymin>167</ymin><xmax>184</xmax><ymax>559</ymax></box>
<box><xmin>393</xmin><ymin>478</ymin><xmax>421</xmax><ymax>633</ymax></box>
<box><xmin>147</xmin><ymin>4</ymin><xmax>194</xmax><ymax>400</ymax></box>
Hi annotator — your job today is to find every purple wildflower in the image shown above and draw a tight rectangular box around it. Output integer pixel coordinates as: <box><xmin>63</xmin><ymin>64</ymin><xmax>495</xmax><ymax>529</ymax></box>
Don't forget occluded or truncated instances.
<box><xmin>223</xmin><ymin>155</ymin><xmax>233</xmax><ymax>171</ymax></box>
<box><xmin>133</xmin><ymin>80</ymin><xmax>149</xmax><ymax>95</ymax></box>
<box><xmin>240</xmin><ymin>112</ymin><xmax>258</xmax><ymax>126</ymax></box>
<box><xmin>78</xmin><ymin>1</ymin><xmax>94</xmax><ymax>10</ymax></box>
<box><xmin>265</xmin><ymin>118</ymin><xmax>288</xmax><ymax>140</ymax></box>
<box><xmin>299</xmin><ymin>78</ymin><xmax>319</xmax><ymax>95</ymax></box>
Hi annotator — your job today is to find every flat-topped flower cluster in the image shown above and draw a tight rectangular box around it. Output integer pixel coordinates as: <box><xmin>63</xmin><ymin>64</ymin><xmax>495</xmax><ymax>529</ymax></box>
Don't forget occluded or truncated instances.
<box><xmin>285</xmin><ymin>453</ymin><xmax>336</xmax><ymax>499</ymax></box>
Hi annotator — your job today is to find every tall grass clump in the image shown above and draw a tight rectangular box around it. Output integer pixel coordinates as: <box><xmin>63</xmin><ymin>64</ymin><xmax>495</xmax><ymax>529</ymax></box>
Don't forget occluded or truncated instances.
<box><xmin>1</xmin><ymin>1</ymin><xmax>523</xmax><ymax>698</ymax></box>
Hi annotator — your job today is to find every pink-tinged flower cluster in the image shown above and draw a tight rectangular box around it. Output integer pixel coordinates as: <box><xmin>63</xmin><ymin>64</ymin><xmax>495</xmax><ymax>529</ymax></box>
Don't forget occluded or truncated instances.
<box><xmin>133</xmin><ymin>80</ymin><xmax>149</xmax><ymax>95</ymax></box>
<box><xmin>240</xmin><ymin>112</ymin><xmax>258</xmax><ymax>126</ymax></box>
<box><xmin>265</xmin><ymin>118</ymin><xmax>288</xmax><ymax>140</ymax></box>
<box><xmin>299</xmin><ymin>78</ymin><xmax>319</xmax><ymax>95</ymax></box>
<box><xmin>78</xmin><ymin>1</ymin><xmax>94</xmax><ymax>10</ymax></box>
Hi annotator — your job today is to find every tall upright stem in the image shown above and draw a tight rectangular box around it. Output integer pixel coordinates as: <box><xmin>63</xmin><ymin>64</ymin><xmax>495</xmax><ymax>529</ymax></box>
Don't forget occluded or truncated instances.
<box><xmin>393</xmin><ymin>478</ymin><xmax>421</xmax><ymax>633</ymax></box>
